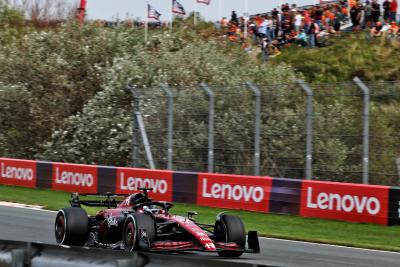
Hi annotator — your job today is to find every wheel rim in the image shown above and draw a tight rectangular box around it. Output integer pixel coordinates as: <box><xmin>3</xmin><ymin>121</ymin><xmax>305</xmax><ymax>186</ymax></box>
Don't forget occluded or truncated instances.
<box><xmin>124</xmin><ymin>221</ymin><xmax>136</xmax><ymax>249</ymax></box>
<box><xmin>55</xmin><ymin>215</ymin><xmax>66</xmax><ymax>243</ymax></box>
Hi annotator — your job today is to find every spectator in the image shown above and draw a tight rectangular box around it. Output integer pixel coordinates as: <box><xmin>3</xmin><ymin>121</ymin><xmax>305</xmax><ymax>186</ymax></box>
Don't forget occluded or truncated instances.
<box><xmin>228</xmin><ymin>22</ymin><xmax>239</xmax><ymax>41</ymax></box>
<box><xmin>303</xmin><ymin>9</ymin><xmax>311</xmax><ymax>33</ymax></box>
<box><xmin>308</xmin><ymin>19</ymin><xmax>320</xmax><ymax>47</ymax></box>
<box><xmin>364</xmin><ymin>1</ymin><xmax>373</xmax><ymax>28</ymax></box>
<box><xmin>294</xmin><ymin>11</ymin><xmax>303</xmax><ymax>32</ymax></box>
<box><xmin>390</xmin><ymin>0</ymin><xmax>398</xmax><ymax>22</ymax></box>
<box><xmin>370</xmin><ymin>21</ymin><xmax>383</xmax><ymax>36</ymax></box>
<box><xmin>220</xmin><ymin>17</ymin><xmax>229</xmax><ymax>28</ymax></box>
<box><xmin>296</xmin><ymin>29</ymin><xmax>308</xmax><ymax>46</ymax></box>
<box><xmin>350</xmin><ymin>3</ymin><xmax>362</xmax><ymax>31</ymax></box>
<box><xmin>272</xmin><ymin>8</ymin><xmax>279</xmax><ymax>17</ymax></box>
<box><xmin>315</xmin><ymin>6</ymin><xmax>324</xmax><ymax>26</ymax></box>
<box><xmin>231</xmin><ymin>11</ymin><xmax>238</xmax><ymax>25</ymax></box>
<box><xmin>282</xmin><ymin>3</ymin><xmax>290</xmax><ymax>13</ymax></box>
<box><xmin>371</xmin><ymin>0</ymin><xmax>381</xmax><ymax>24</ymax></box>
<box><xmin>383</xmin><ymin>0</ymin><xmax>391</xmax><ymax>22</ymax></box>
<box><xmin>272</xmin><ymin>15</ymin><xmax>279</xmax><ymax>40</ymax></box>
<box><xmin>387</xmin><ymin>21</ymin><xmax>399</xmax><ymax>37</ymax></box>
<box><xmin>257</xmin><ymin>16</ymin><xmax>268</xmax><ymax>39</ymax></box>
<box><xmin>261</xmin><ymin>38</ymin><xmax>270</xmax><ymax>61</ymax></box>
<box><xmin>223</xmin><ymin>0</ymin><xmax>400</xmax><ymax>54</ymax></box>
<box><xmin>268</xmin><ymin>15</ymin><xmax>278</xmax><ymax>40</ymax></box>
<box><xmin>333</xmin><ymin>10</ymin><xmax>342</xmax><ymax>36</ymax></box>
<box><xmin>270</xmin><ymin>40</ymin><xmax>281</xmax><ymax>57</ymax></box>
<box><xmin>249</xmin><ymin>21</ymin><xmax>258</xmax><ymax>43</ymax></box>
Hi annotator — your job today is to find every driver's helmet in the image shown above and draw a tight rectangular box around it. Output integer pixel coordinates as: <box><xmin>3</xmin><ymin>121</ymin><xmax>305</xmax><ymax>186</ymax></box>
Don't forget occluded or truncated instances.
<box><xmin>129</xmin><ymin>193</ymin><xmax>147</xmax><ymax>206</ymax></box>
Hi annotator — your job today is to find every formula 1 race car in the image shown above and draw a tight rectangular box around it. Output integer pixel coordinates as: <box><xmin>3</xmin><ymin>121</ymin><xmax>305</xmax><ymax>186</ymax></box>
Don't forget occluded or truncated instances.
<box><xmin>54</xmin><ymin>188</ymin><xmax>260</xmax><ymax>257</ymax></box>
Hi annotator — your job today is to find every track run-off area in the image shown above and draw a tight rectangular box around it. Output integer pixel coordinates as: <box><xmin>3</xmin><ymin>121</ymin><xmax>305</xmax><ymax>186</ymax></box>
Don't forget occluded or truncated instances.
<box><xmin>0</xmin><ymin>205</ymin><xmax>400</xmax><ymax>267</ymax></box>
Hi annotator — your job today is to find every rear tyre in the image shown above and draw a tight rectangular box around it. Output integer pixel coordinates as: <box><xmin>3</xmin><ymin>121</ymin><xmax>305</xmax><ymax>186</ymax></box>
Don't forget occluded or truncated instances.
<box><xmin>214</xmin><ymin>215</ymin><xmax>246</xmax><ymax>257</ymax></box>
<box><xmin>55</xmin><ymin>207</ymin><xmax>89</xmax><ymax>246</ymax></box>
<box><xmin>123</xmin><ymin>213</ymin><xmax>156</xmax><ymax>251</ymax></box>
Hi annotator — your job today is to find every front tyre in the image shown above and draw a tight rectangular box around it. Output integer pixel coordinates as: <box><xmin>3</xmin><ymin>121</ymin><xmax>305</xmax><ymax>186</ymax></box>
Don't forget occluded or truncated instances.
<box><xmin>55</xmin><ymin>207</ymin><xmax>89</xmax><ymax>246</ymax></box>
<box><xmin>123</xmin><ymin>213</ymin><xmax>156</xmax><ymax>251</ymax></box>
<box><xmin>214</xmin><ymin>214</ymin><xmax>246</xmax><ymax>257</ymax></box>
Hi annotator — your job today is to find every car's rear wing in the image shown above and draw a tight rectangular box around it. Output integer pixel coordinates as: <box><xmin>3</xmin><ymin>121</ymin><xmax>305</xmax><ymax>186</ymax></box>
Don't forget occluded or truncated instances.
<box><xmin>69</xmin><ymin>192</ymin><xmax>129</xmax><ymax>209</ymax></box>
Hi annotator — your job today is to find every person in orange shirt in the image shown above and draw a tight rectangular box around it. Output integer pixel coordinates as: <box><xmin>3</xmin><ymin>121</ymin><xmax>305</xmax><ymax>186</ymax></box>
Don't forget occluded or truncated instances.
<box><xmin>228</xmin><ymin>22</ymin><xmax>238</xmax><ymax>41</ymax></box>
<box><xmin>341</xmin><ymin>7</ymin><xmax>348</xmax><ymax>16</ymax></box>
<box><xmin>324</xmin><ymin>10</ymin><xmax>335</xmax><ymax>32</ymax></box>
<box><xmin>388</xmin><ymin>21</ymin><xmax>399</xmax><ymax>37</ymax></box>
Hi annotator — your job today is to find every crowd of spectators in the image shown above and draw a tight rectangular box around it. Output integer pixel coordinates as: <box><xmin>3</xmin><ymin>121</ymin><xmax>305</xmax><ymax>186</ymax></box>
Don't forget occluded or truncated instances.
<box><xmin>221</xmin><ymin>0</ymin><xmax>399</xmax><ymax>60</ymax></box>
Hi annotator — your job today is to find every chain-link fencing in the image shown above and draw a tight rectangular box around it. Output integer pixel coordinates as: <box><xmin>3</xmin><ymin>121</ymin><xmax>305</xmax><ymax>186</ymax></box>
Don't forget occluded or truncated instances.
<box><xmin>128</xmin><ymin>78</ymin><xmax>400</xmax><ymax>186</ymax></box>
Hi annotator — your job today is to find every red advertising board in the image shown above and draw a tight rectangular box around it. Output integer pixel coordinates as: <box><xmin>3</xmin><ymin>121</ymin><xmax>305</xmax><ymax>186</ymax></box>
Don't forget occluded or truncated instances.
<box><xmin>197</xmin><ymin>173</ymin><xmax>272</xmax><ymax>212</ymax></box>
<box><xmin>52</xmin><ymin>163</ymin><xmax>98</xmax><ymax>193</ymax></box>
<box><xmin>300</xmin><ymin>180</ymin><xmax>389</xmax><ymax>225</ymax></box>
<box><xmin>115</xmin><ymin>167</ymin><xmax>173</xmax><ymax>202</ymax></box>
<box><xmin>0</xmin><ymin>158</ymin><xmax>36</xmax><ymax>188</ymax></box>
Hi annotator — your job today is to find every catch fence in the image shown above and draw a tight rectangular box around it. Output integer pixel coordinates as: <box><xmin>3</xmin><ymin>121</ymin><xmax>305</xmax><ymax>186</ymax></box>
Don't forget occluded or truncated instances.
<box><xmin>127</xmin><ymin>78</ymin><xmax>400</xmax><ymax>186</ymax></box>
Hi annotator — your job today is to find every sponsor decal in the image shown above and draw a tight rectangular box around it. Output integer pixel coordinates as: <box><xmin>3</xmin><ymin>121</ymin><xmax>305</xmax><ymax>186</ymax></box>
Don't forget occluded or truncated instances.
<box><xmin>107</xmin><ymin>215</ymin><xmax>118</xmax><ymax>227</ymax></box>
<box><xmin>115</xmin><ymin>168</ymin><xmax>173</xmax><ymax>202</ymax></box>
<box><xmin>197</xmin><ymin>173</ymin><xmax>272</xmax><ymax>212</ymax></box>
<box><xmin>0</xmin><ymin>158</ymin><xmax>36</xmax><ymax>188</ymax></box>
<box><xmin>52</xmin><ymin>163</ymin><xmax>97</xmax><ymax>193</ymax></box>
<box><xmin>300</xmin><ymin>180</ymin><xmax>389</xmax><ymax>225</ymax></box>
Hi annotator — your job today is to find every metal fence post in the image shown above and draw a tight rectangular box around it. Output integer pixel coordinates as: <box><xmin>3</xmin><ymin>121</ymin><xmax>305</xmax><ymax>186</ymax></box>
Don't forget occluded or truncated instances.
<box><xmin>396</xmin><ymin>157</ymin><xmax>400</xmax><ymax>184</ymax></box>
<box><xmin>245</xmin><ymin>82</ymin><xmax>261</xmax><ymax>176</ymax></box>
<box><xmin>125</xmin><ymin>84</ymin><xmax>155</xmax><ymax>169</ymax></box>
<box><xmin>353</xmin><ymin>76</ymin><xmax>370</xmax><ymax>184</ymax></box>
<box><xmin>125</xmin><ymin>84</ymin><xmax>140</xmax><ymax>167</ymax></box>
<box><xmin>160</xmin><ymin>84</ymin><xmax>174</xmax><ymax>170</ymax></box>
<box><xmin>297</xmin><ymin>80</ymin><xmax>313</xmax><ymax>180</ymax></box>
<box><xmin>200</xmin><ymin>83</ymin><xmax>215</xmax><ymax>173</ymax></box>
<box><xmin>136</xmin><ymin>112</ymin><xmax>156</xmax><ymax>169</ymax></box>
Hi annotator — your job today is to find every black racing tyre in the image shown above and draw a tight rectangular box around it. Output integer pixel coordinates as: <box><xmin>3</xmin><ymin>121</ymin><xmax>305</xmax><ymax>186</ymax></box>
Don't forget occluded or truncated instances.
<box><xmin>214</xmin><ymin>214</ymin><xmax>246</xmax><ymax>257</ymax></box>
<box><xmin>55</xmin><ymin>207</ymin><xmax>89</xmax><ymax>246</ymax></box>
<box><xmin>123</xmin><ymin>213</ymin><xmax>156</xmax><ymax>251</ymax></box>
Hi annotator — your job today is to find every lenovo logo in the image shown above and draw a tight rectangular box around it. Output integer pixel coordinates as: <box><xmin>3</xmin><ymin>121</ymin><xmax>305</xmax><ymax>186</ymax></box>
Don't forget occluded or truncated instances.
<box><xmin>201</xmin><ymin>178</ymin><xmax>264</xmax><ymax>203</ymax></box>
<box><xmin>119</xmin><ymin>172</ymin><xmax>168</xmax><ymax>194</ymax></box>
<box><xmin>1</xmin><ymin>162</ymin><xmax>33</xmax><ymax>181</ymax></box>
<box><xmin>55</xmin><ymin>167</ymin><xmax>94</xmax><ymax>187</ymax></box>
<box><xmin>306</xmin><ymin>187</ymin><xmax>381</xmax><ymax>215</ymax></box>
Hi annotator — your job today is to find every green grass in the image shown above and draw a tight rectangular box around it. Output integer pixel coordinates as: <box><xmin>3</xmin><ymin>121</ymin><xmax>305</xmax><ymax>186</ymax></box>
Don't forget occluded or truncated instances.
<box><xmin>1</xmin><ymin>185</ymin><xmax>400</xmax><ymax>251</ymax></box>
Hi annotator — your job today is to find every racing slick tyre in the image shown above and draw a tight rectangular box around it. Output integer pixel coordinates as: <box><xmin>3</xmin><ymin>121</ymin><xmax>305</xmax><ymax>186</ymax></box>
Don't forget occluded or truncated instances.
<box><xmin>123</xmin><ymin>213</ymin><xmax>156</xmax><ymax>251</ymax></box>
<box><xmin>214</xmin><ymin>214</ymin><xmax>246</xmax><ymax>257</ymax></box>
<box><xmin>55</xmin><ymin>207</ymin><xmax>89</xmax><ymax>246</ymax></box>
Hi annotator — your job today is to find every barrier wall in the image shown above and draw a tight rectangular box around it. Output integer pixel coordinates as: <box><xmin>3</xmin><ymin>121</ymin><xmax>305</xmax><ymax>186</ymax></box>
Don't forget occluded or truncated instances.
<box><xmin>1</xmin><ymin>157</ymin><xmax>399</xmax><ymax>226</ymax></box>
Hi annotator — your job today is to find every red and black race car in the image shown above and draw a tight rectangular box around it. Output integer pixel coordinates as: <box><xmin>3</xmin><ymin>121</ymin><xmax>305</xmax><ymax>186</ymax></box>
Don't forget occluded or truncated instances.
<box><xmin>55</xmin><ymin>188</ymin><xmax>260</xmax><ymax>257</ymax></box>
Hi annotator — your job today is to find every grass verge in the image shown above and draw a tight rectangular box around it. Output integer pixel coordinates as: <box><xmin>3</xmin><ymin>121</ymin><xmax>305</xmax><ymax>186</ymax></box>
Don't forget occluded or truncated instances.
<box><xmin>1</xmin><ymin>185</ymin><xmax>399</xmax><ymax>251</ymax></box>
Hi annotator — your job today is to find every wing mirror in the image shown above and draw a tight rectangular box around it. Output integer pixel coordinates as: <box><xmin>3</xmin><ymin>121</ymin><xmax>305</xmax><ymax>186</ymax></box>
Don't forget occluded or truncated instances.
<box><xmin>187</xmin><ymin>211</ymin><xmax>198</xmax><ymax>220</ymax></box>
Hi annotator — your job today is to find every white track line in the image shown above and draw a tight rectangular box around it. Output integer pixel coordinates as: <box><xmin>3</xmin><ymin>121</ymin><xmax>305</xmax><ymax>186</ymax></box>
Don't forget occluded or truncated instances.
<box><xmin>259</xmin><ymin>237</ymin><xmax>400</xmax><ymax>255</ymax></box>
<box><xmin>0</xmin><ymin>202</ymin><xmax>56</xmax><ymax>213</ymax></box>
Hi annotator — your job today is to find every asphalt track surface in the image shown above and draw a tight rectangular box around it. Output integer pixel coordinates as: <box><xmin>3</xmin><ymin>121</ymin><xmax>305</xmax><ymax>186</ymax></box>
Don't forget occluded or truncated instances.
<box><xmin>1</xmin><ymin>205</ymin><xmax>400</xmax><ymax>267</ymax></box>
